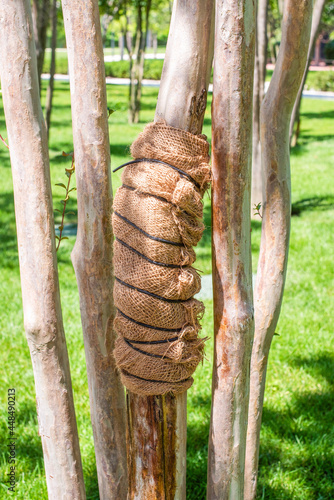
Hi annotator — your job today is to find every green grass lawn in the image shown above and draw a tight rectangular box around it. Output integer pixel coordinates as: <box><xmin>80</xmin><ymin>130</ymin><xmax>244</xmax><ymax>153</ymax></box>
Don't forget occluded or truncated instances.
<box><xmin>0</xmin><ymin>83</ymin><xmax>333</xmax><ymax>499</ymax></box>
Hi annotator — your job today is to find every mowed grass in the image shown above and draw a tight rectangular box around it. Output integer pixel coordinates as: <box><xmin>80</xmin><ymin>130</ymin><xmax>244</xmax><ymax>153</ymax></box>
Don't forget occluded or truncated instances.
<box><xmin>0</xmin><ymin>83</ymin><xmax>333</xmax><ymax>499</ymax></box>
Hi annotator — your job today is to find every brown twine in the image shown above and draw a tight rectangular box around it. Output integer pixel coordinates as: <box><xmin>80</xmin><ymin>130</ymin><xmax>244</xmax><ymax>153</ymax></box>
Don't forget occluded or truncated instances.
<box><xmin>112</xmin><ymin>121</ymin><xmax>210</xmax><ymax>396</ymax></box>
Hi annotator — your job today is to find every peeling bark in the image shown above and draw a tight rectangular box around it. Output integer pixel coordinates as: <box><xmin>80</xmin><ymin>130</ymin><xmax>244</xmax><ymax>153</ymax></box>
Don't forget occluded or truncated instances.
<box><xmin>126</xmin><ymin>0</ymin><xmax>214</xmax><ymax>497</ymax></box>
<box><xmin>244</xmin><ymin>1</ymin><xmax>312</xmax><ymax>498</ymax></box>
<box><xmin>0</xmin><ymin>1</ymin><xmax>85</xmax><ymax>498</ymax></box>
<box><xmin>251</xmin><ymin>0</ymin><xmax>268</xmax><ymax>218</ymax></box>
<box><xmin>62</xmin><ymin>1</ymin><xmax>127</xmax><ymax>498</ymax></box>
<box><xmin>207</xmin><ymin>1</ymin><xmax>256</xmax><ymax>498</ymax></box>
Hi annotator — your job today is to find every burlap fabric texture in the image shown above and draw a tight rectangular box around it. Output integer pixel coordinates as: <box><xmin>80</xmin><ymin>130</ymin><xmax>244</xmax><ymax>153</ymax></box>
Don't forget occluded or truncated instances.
<box><xmin>112</xmin><ymin>121</ymin><xmax>211</xmax><ymax>396</ymax></box>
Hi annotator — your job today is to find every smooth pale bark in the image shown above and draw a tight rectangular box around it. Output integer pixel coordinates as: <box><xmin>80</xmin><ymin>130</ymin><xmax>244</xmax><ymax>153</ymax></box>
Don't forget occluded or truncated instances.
<box><xmin>245</xmin><ymin>1</ymin><xmax>312</xmax><ymax>499</ymax></box>
<box><xmin>45</xmin><ymin>0</ymin><xmax>57</xmax><ymax>136</ymax></box>
<box><xmin>126</xmin><ymin>1</ymin><xmax>214</xmax><ymax>498</ymax></box>
<box><xmin>62</xmin><ymin>1</ymin><xmax>127</xmax><ymax>498</ymax></box>
<box><xmin>207</xmin><ymin>1</ymin><xmax>256</xmax><ymax>499</ymax></box>
<box><xmin>251</xmin><ymin>0</ymin><xmax>268</xmax><ymax>217</ymax></box>
<box><xmin>289</xmin><ymin>0</ymin><xmax>326</xmax><ymax>146</ymax></box>
<box><xmin>0</xmin><ymin>1</ymin><xmax>85</xmax><ymax>499</ymax></box>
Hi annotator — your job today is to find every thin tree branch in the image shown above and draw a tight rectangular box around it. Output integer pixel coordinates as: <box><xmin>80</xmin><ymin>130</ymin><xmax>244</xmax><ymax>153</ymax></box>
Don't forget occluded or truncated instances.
<box><xmin>245</xmin><ymin>1</ymin><xmax>312</xmax><ymax>498</ymax></box>
<box><xmin>62</xmin><ymin>1</ymin><xmax>128</xmax><ymax>497</ymax></box>
<box><xmin>207</xmin><ymin>1</ymin><xmax>256</xmax><ymax>498</ymax></box>
<box><xmin>0</xmin><ymin>1</ymin><xmax>86</xmax><ymax>497</ymax></box>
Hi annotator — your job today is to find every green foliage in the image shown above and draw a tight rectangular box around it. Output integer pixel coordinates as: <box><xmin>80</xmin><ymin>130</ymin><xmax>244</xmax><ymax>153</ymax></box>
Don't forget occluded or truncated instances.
<box><xmin>325</xmin><ymin>40</ymin><xmax>334</xmax><ymax>61</ymax></box>
<box><xmin>42</xmin><ymin>51</ymin><xmax>165</xmax><ymax>80</ymax></box>
<box><xmin>305</xmin><ymin>70</ymin><xmax>334</xmax><ymax>92</ymax></box>
<box><xmin>0</xmin><ymin>83</ymin><xmax>334</xmax><ymax>499</ymax></box>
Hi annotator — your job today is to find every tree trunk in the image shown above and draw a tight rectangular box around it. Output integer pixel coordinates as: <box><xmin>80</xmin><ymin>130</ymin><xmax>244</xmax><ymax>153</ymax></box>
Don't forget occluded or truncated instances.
<box><xmin>289</xmin><ymin>0</ymin><xmax>326</xmax><ymax>146</ymax></box>
<box><xmin>62</xmin><ymin>1</ymin><xmax>128</xmax><ymax>498</ymax></box>
<box><xmin>32</xmin><ymin>0</ymin><xmax>50</xmax><ymax>91</ymax></box>
<box><xmin>45</xmin><ymin>0</ymin><xmax>57</xmax><ymax>137</ymax></box>
<box><xmin>251</xmin><ymin>0</ymin><xmax>268</xmax><ymax>218</ymax></box>
<box><xmin>129</xmin><ymin>0</ymin><xmax>152</xmax><ymax>124</ymax></box>
<box><xmin>135</xmin><ymin>0</ymin><xmax>152</xmax><ymax>122</ymax></box>
<box><xmin>207</xmin><ymin>1</ymin><xmax>256</xmax><ymax>499</ymax></box>
<box><xmin>129</xmin><ymin>4</ymin><xmax>143</xmax><ymax>124</ymax></box>
<box><xmin>126</xmin><ymin>0</ymin><xmax>214</xmax><ymax>497</ymax></box>
<box><xmin>244</xmin><ymin>1</ymin><xmax>312</xmax><ymax>499</ymax></box>
<box><xmin>0</xmin><ymin>1</ymin><xmax>86</xmax><ymax>499</ymax></box>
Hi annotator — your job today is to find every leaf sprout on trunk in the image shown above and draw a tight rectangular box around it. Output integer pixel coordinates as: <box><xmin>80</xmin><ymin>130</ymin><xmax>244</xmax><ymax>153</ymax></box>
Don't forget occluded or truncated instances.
<box><xmin>55</xmin><ymin>151</ymin><xmax>76</xmax><ymax>251</ymax></box>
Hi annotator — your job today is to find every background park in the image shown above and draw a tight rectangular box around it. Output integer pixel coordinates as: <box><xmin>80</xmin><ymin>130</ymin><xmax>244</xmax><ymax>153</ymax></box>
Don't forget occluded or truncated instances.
<box><xmin>0</xmin><ymin>0</ymin><xmax>334</xmax><ymax>499</ymax></box>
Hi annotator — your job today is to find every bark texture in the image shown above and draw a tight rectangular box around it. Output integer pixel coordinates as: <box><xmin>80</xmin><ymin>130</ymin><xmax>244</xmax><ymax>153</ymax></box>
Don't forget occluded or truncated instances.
<box><xmin>126</xmin><ymin>0</ymin><xmax>214</xmax><ymax>497</ymax></box>
<box><xmin>251</xmin><ymin>0</ymin><xmax>268</xmax><ymax>217</ymax></box>
<box><xmin>244</xmin><ymin>1</ymin><xmax>312</xmax><ymax>499</ymax></box>
<box><xmin>289</xmin><ymin>0</ymin><xmax>326</xmax><ymax>146</ymax></box>
<box><xmin>0</xmin><ymin>1</ymin><xmax>85</xmax><ymax>499</ymax></box>
<box><xmin>62</xmin><ymin>1</ymin><xmax>127</xmax><ymax>498</ymax></box>
<box><xmin>207</xmin><ymin>1</ymin><xmax>256</xmax><ymax>498</ymax></box>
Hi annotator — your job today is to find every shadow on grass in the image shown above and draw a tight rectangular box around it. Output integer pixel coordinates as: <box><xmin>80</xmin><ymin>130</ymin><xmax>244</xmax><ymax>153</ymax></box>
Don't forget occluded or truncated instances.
<box><xmin>0</xmin><ymin>192</ymin><xmax>19</xmax><ymax>269</ymax></box>
<box><xmin>187</xmin><ymin>393</ymin><xmax>211</xmax><ymax>500</ymax></box>
<box><xmin>186</xmin><ymin>353</ymin><xmax>334</xmax><ymax>499</ymax></box>
<box><xmin>292</xmin><ymin>195</ymin><xmax>334</xmax><ymax>216</ymax></box>
<box><xmin>300</xmin><ymin>110</ymin><xmax>334</xmax><ymax>120</ymax></box>
<box><xmin>4</xmin><ymin>399</ymin><xmax>99</xmax><ymax>499</ymax></box>
<box><xmin>257</xmin><ymin>352</ymin><xmax>334</xmax><ymax>499</ymax></box>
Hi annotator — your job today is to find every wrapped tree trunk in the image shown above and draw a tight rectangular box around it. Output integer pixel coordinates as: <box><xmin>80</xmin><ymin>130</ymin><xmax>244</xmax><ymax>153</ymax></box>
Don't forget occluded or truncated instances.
<box><xmin>126</xmin><ymin>0</ymin><xmax>214</xmax><ymax>497</ymax></box>
<box><xmin>289</xmin><ymin>0</ymin><xmax>326</xmax><ymax>146</ymax></box>
<box><xmin>251</xmin><ymin>0</ymin><xmax>268</xmax><ymax>217</ymax></box>
<box><xmin>207</xmin><ymin>1</ymin><xmax>256</xmax><ymax>498</ymax></box>
<box><xmin>0</xmin><ymin>1</ymin><xmax>86</xmax><ymax>498</ymax></box>
<box><xmin>244</xmin><ymin>1</ymin><xmax>312</xmax><ymax>499</ymax></box>
<box><xmin>62</xmin><ymin>1</ymin><xmax>127</xmax><ymax>498</ymax></box>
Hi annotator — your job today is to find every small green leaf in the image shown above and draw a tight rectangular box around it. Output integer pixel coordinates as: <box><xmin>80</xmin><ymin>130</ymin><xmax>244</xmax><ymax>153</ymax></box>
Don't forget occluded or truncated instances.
<box><xmin>61</xmin><ymin>236</ymin><xmax>69</xmax><ymax>241</ymax></box>
<box><xmin>68</xmin><ymin>187</ymin><xmax>77</xmax><ymax>193</ymax></box>
<box><xmin>58</xmin><ymin>225</ymin><xmax>64</xmax><ymax>231</ymax></box>
<box><xmin>61</xmin><ymin>200</ymin><xmax>66</xmax><ymax>205</ymax></box>
<box><xmin>107</xmin><ymin>107</ymin><xmax>115</xmax><ymax>117</ymax></box>
<box><xmin>55</xmin><ymin>209</ymin><xmax>62</xmax><ymax>214</ymax></box>
<box><xmin>55</xmin><ymin>183</ymin><xmax>67</xmax><ymax>189</ymax></box>
<box><xmin>274</xmin><ymin>332</ymin><xmax>280</xmax><ymax>336</ymax></box>
<box><xmin>55</xmin><ymin>235</ymin><xmax>60</xmax><ymax>240</ymax></box>
<box><xmin>66</xmin><ymin>211</ymin><xmax>75</xmax><ymax>216</ymax></box>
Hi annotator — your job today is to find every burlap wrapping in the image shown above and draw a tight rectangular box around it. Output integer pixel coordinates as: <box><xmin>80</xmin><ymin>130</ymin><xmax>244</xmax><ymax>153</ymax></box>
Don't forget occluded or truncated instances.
<box><xmin>112</xmin><ymin>121</ymin><xmax>210</xmax><ymax>395</ymax></box>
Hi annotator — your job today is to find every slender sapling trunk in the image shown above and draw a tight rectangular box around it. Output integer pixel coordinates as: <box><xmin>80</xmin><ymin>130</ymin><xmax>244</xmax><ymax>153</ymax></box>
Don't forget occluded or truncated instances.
<box><xmin>207</xmin><ymin>1</ymin><xmax>256</xmax><ymax>498</ymax></box>
<box><xmin>244</xmin><ymin>1</ymin><xmax>312</xmax><ymax>498</ymax></box>
<box><xmin>62</xmin><ymin>1</ymin><xmax>128</xmax><ymax>498</ymax></box>
<box><xmin>289</xmin><ymin>0</ymin><xmax>326</xmax><ymax>146</ymax></box>
<box><xmin>45</xmin><ymin>0</ymin><xmax>57</xmax><ymax>137</ymax></box>
<box><xmin>251</xmin><ymin>0</ymin><xmax>268</xmax><ymax>217</ymax></box>
<box><xmin>0</xmin><ymin>1</ymin><xmax>86</xmax><ymax>498</ymax></box>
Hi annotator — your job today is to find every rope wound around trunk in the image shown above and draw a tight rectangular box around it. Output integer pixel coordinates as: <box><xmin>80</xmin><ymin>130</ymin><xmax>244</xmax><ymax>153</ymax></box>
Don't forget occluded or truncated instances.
<box><xmin>112</xmin><ymin>121</ymin><xmax>211</xmax><ymax>396</ymax></box>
